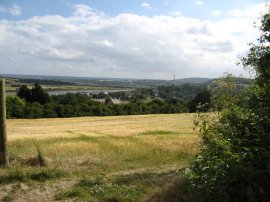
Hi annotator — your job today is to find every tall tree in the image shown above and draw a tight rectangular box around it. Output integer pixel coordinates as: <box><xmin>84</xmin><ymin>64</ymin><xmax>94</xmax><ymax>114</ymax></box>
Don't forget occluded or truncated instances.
<box><xmin>17</xmin><ymin>83</ymin><xmax>50</xmax><ymax>104</ymax></box>
<box><xmin>17</xmin><ymin>85</ymin><xmax>32</xmax><ymax>102</ymax></box>
<box><xmin>31</xmin><ymin>82</ymin><xmax>50</xmax><ymax>104</ymax></box>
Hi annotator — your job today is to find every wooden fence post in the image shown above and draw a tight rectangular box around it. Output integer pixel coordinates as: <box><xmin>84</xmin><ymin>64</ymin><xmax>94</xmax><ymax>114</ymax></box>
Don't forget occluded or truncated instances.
<box><xmin>0</xmin><ymin>78</ymin><xmax>8</xmax><ymax>166</ymax></box>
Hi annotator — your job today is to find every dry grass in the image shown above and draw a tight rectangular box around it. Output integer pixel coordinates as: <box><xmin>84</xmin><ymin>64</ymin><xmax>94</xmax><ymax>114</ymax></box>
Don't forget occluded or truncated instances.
<box><xmin>1</xmin><ymin>114</ymin><xmax>199</xmax><ymax>201</ymax></box>
<box><xmin>8</xmin><ymin>114</ymin><xmax>195</xmax><ymax>139</ymax></box>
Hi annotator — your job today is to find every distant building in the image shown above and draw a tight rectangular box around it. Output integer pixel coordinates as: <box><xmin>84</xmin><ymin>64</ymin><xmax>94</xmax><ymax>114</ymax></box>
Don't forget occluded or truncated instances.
<box><xmin>92</xmin><ymin>98</ymin><xmax>121</xmax><ymax>105</ymax></box>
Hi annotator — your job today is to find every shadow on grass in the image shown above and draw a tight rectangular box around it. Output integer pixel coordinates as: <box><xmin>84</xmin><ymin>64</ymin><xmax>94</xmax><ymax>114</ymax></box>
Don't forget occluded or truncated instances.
<box><xmin>146</xmin><ymin>179</ymin><xmax>190</xmax><ymax>202</ymax></box>
<box><xmin>138</xmin><ymin>130</ymin><xmax>179</xmax><ymax>136</ymax></box>
<box><xmin>0</xmin><ymin>168</ymin><xmax>68</xmax><ymax>184</ymax></box>
<box><xmin>114</xmin><ymin>170</ymin><xmax>193</xmax><ymax>202</ymax></box>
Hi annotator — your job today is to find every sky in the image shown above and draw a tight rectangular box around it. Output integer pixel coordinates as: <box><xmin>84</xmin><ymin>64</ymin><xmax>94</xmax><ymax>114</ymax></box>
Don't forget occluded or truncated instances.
<box><xmin>0</xmin><ymin>0</ymin><xmax>269</xmax><ymax>79</ymax></box>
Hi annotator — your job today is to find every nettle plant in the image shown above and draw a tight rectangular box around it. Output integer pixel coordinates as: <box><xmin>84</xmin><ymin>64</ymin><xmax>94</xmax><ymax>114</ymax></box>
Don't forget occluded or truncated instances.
<box><xmin>186</xmin><ymin>8</ymin><xmax>270</xmax><ymax>202</ymax></box>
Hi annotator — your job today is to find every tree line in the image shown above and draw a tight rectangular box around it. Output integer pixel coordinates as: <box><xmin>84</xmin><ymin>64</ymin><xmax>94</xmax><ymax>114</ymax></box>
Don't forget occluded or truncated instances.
<box><xmin>7</xmin><ymin>83</ymin><xmax>196</xmax><ymax>119</ymax></box>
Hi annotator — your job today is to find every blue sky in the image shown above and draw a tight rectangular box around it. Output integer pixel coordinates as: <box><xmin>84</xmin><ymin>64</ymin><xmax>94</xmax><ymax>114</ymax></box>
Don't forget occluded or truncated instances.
<box><xmin>0</xmin><ymin>0</ymin><xmax>269</xmax><ymax>79</ymax></box>
<box><xmin>0</xmin><ymin>0</ymin><xmax>267</xmax><ymax>19</ymax></box>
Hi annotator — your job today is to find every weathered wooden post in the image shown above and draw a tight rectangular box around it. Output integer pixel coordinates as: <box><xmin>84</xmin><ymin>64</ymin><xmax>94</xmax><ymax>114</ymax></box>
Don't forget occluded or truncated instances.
<box><xmin>0</xmin><ymin>78</ymin><xmax>8</xmax><ymax>166</ymax></box>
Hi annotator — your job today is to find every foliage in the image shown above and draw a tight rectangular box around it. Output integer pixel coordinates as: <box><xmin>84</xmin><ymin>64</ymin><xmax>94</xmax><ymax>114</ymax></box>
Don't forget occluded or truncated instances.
<box><xmin>157</xmin><ymin>83</ymin><xmax>207</xmax><ymax>100</ymax></box>
<box><xmin>35</xmin><ymin>144</ymin><xmax>47</xmax><ymax>167</ymax></box>
<box><xmin>17</xmin><ymin>85</ymin><xmax>32</xmax><ymax>102</ymax></box>
<box><xmin>186</xmin><ymin>9</ymin><xmax>270</xmax><ymax>201</ymax></box>
<box><xmin>188</xmin><ymin>90</ymin><xmax>211</xmax><ymax>112</ymax></box>
<box><xmin>10</xmin><ymin>77</ymin><xmax>252</xmax><ymax>118</ymax></box>
<box><xmin>92</xmin><ymin>88</ymin><xmax>156</xmax><ymax>101</ymax></box>
<box><xmin>17</xmin><ymin>82</ymin><xmax>50</xmax><ymax>104</ymax></box>
<box><xmin>8</xmin><ymin>88</ymin><xmax>189</xmax><ymax>118</ymax></box>
<box><xmin>209</xmin><ymin>73</ymin><xmax>238</xmax><ymax>110</ymax></box>
<box><xmin>31</xmin><ymin>82</ymin><xmax>50</xmax><ymax>104</ymax></box>
<box><xmin>6</xmin><ymin>96</ymin><xmax>25</xmax><ymax>118</ymax></box>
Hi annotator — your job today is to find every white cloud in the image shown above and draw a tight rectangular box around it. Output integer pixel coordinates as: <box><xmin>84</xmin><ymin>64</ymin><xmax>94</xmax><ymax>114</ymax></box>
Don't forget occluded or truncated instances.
<box><xmin>228</xmin><ymin>3</ymin><xmax>267</xmax><ymax>18</ymax></box>
<box><xmin>195</xmin><ymin>0</ymin><xmax>203</xmax><ymax>6</ymax></box>
<box><xmin>169</xmin><ymin>11</ymin><xmax>182</xmax><ymax>17</ymax></box>
<box><xmin>73</xmin><ymin>4</ymin><xmax>105</xmax><ymax>17</ymax></box>
<box><xmin>141</xmin><ymin>2</ymin><xmax>151</xmax><ymax>9</ymax></box>
<box><xmin>0</xmin><ymin>3</ymin><xmax>267</xmax><ymax>79</ymax></box>
<box><xmin>211</xmin><ymin>10</ymin><xmax>221</xmax><ymax>16</ymax></box>
<box><xmin>9</xmin><ymin>4</ymin><xmax>22</xmax><ymax>16</ymax></box>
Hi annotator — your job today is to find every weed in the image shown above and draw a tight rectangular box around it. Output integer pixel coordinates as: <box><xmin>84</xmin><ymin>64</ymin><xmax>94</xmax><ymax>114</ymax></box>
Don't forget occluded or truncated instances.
<box><xmin>36</xmin><ymin>144</ymin><xmax>47</xmax><ymax>167</ymax></box>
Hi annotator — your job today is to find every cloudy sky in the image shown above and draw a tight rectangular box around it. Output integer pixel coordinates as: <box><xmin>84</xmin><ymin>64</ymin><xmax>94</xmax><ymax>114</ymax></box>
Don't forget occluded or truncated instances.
<box><xmin>0</xmin><ymin>0</ymin><xmax>268</xmax><ymax>79</ymax></box>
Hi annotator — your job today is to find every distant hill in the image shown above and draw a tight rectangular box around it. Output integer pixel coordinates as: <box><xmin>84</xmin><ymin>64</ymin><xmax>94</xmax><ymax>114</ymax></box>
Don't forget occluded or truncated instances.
<box><xmin>0</xmin><ymin>74</ymin><xmax>213</xmax><ymax>87</ymax></box>
<box><xmin>168</xmin><ymin>77</ymin><xmax>211</xmax><ymax>84</ymax></box>
<box><xmin>1</xmin><ymin>74</ymin><xmax>251</xmax><ymax>88</ymax></box>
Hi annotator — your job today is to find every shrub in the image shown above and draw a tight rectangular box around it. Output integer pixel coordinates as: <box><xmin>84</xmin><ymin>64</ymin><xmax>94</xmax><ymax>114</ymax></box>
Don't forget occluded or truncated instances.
<box><xmin>186</xmin><ymin>8</ymin><xmax>270</xmax><ymax>201</ymax></box>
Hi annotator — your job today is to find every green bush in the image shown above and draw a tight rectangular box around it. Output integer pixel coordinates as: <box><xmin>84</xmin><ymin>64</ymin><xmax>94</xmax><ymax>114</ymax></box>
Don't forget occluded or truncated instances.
<box><xmin>6</xmin><ymin>96</ymin><xmax>25</xmax><ymax>118</ymax></box>
<box><xmin>186</xmin><ymin>9</ymin><xmax>270</xmax><ymax>201</ymax></box>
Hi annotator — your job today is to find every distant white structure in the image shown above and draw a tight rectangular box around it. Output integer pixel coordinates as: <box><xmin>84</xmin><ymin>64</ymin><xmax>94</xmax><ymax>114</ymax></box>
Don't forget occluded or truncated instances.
<box><xmin>92</xmin><ymin>98</ymin><xmax>122</xmax><ymax>105</ymax></box>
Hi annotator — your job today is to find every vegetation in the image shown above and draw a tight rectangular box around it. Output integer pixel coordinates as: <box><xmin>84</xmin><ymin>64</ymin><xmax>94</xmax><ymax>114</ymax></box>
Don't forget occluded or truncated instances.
<box><xmin>5</xmin><ymin>78</ymin><xmax>224</xmax><ymax>119</ymax></box>
<box><xmin>186</xmin><ymin>10</ymin><xmax>270</xmax><ymax>201</ymax></box>
<box><xmin>188</xmin><ymin>90</ymin><xmax>211</xmax><ymax>112</ymax></box>
<box><xmin>0</xmin><ymin>114</ymin><xmax>198</xmax><ymax>201</ymax></box>
<box><xmin>17</xmin><ymin>83</ymin><xmax>50</xmax><ymax>104</ymax></box>
<box><xmin>6</xmin><ymin>83</ymin><xmax>194</xmax><ymax>119</ymax></box>
<box><xmin>93</xmin><ymin>84</ymin><xmax>209</xmax><ymax>101</ymax></box>
<box><xmin>92</xmin><ymin>87</ymin><xmax>156</xmax><ymax>101</ymax></box>
<box><xmin>157</xmin><ymin>84</ymin><xmax>207</xmax><ymax>100</ymax></box>
<box><xmin>7</xmin><ymin>94</ymin><xmax>188</xmax><ymax>119</ymax></box>
<box><xmin>4</xmin><ymin>73</ymin><xmax>252</xmax><ymax>120</ymax></box>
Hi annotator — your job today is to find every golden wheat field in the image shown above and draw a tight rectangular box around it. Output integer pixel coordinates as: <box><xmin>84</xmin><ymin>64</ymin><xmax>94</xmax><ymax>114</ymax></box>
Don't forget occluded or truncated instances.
<box><xmin>0</xmin><ymin>114</ymin><xmax>199</xmax><ymax>201</ymax></box>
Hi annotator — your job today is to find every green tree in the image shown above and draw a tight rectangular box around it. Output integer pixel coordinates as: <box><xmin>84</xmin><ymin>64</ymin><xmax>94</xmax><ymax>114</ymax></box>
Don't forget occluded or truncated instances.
<box><xmin>6</xmin><ymin>96</ymin><xmax>25</xmax><ymax>118</ymax></box>
<box><xmin>17</xmin><ymin>83</ymin><xmax>50</xmax><ymax>104</ymax></box>
<box><xmin>188</xmin><ymin>90</ymin><xmax>211</xmax><ymax>112</ymax></box>
<box><xmin>17</xmin><ymin>85</ymin><xmax>32</xmax><ymax>102</ymax></box>
<box><xmin>209</xmin><ymin>73</ymin><xmax>237</xmax><ymax>110</ymax></box>
<box><xmin>186</xmin><ymin>8</ymin><xmax>270</xmax><ymax>201</ymax></box>
<box><xmin>31</xmin><ymin>82</ymin><xmax>50</xmax><ymax>104</ymax></box>
<box><xmin>43</xmin><ymin>103</ymin><xmax>58</xmax><ymax>118</ymax></box>
<box><xmin>25</xmin><ymin>102</ymin><xmax>44</xmax><ymax>118</ymax></box>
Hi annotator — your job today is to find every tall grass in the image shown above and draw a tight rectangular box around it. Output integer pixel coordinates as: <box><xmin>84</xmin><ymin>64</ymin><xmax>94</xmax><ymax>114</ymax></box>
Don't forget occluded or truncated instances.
<box><xmin>0</xmin><ymin>114</ymin><xmax>199</xmax><ymax>201</ymax></box>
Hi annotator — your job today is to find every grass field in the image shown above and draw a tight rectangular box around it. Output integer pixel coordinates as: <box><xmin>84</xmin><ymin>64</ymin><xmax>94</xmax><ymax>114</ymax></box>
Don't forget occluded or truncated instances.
<box><xmin>0</xmin><ymin>114</ymin><xmax>199</xmax><ymax>201</ymax></box>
